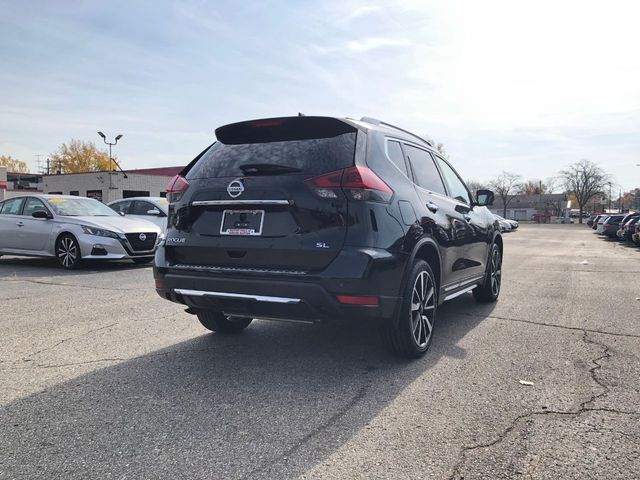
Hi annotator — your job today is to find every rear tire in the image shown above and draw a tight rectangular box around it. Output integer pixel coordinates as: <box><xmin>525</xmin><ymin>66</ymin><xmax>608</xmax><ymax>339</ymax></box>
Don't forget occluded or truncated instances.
<box><xmin>473</xmin><ymin>243</ymin><xmax>502</xmax><ymax>303</ymax></box>
<box><xmin>56</xmin><ymin>234</ymin><xmax>82</xmax><ymax>270</ymax></box>
<box><xmin>196</xmin><ymin>311</ymin><xmax>252</xmax><ymax>334</ymax></box>
<box><xmin>384</xmin><ymin>260</ymin><xmax>437</xmax><ymax>358</ymax></box>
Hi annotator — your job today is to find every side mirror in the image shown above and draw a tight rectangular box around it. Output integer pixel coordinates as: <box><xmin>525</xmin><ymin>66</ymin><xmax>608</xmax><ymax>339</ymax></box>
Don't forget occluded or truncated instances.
<box><xmin>147</xmin><ymin>209</ymin><xmax>161</xmax><ymax>216</ymax></box>
<box><xmin>32</xmin><ymin>210</ymin><xmax>53</xmax><ymax>219</ymax></box>
<box><xmin>476</xmin><ymin>189</ymin><xmax>494</xmax><ymax>207</ymax></box>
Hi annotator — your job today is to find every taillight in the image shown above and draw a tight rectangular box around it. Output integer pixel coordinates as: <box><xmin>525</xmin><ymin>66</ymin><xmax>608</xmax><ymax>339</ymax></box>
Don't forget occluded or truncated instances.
<box><xmin>166</xmin><ymin>175</ymin><xmax>189</xmax><ymax>203</ymax></box>
<box><xmin>304</xmin><ymin>170</ymin><xmax>343</xmax><ymax>199</ymax></box>
<box><xmin>341</xmin><ymin>166</ymin><xmax>392</xmax><ymax>202</ymax></box>
<box><xmin>305</xmin><ymin>166</ymin><xmax>393</xmax><ymax>203</ymax></box>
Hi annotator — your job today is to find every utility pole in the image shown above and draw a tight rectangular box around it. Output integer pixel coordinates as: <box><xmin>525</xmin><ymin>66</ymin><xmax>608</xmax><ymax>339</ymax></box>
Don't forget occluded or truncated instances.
<box><xmin>607</xmin><ymin>182</ymin><xmax>612</xmax><ymax>213</ymax></box>
<box><xmin>619</xmin><ymin>189</ymin><xmax>622</xmax><ymax>213</ymax></box>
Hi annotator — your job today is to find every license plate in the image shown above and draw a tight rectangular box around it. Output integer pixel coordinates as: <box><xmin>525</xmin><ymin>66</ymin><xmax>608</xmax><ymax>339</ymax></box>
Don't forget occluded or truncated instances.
<box><xmin>220</xmin><ymin>210</ymin><xmax>264</xmax><ymax>236</ymax></box>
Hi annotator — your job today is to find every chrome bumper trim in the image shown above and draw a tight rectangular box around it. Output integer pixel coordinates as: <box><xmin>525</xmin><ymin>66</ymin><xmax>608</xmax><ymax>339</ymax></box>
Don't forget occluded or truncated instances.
<box><xmin>174</xmin><ymin>289</ymin><xmax>301</xmax><ymax>304</ymax></box>
<box><xmin>191</xmin><ymin>200</ymin><xmax>291</xmax><ymax>206</ymax></box>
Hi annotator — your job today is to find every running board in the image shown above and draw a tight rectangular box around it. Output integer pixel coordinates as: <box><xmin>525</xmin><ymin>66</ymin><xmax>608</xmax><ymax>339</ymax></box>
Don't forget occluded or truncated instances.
<box><xmin>443</xmin><ymin>284</ymin><xmax>478</xmax><ymax>302</ymax></box>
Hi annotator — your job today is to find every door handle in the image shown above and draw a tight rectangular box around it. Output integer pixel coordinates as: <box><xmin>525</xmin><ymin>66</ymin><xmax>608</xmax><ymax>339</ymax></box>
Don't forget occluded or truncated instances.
<box><xmin>426</xmin><ymin>202</ymin><xmax>439</xmax><ymax>213</ymax></box>
<box><xmin>16</xmin><ymin>221</ymin><xmax>24</xmax><ymax>227</ymax></box>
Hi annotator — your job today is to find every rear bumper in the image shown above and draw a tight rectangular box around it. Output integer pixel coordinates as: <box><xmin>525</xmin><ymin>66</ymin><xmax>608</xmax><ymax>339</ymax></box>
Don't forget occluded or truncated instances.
<box><xmin>153</xmin><ymin>245</ymin><xmax>406</xmax><ymax>322</ymax></box>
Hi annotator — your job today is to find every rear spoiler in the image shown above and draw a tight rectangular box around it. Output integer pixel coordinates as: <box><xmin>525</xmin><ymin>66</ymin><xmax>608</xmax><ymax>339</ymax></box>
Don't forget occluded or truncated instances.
<box><xmin>215</xmin><ymin>116</ymin><xmax>357</xmax><ymax>145</ymax></box>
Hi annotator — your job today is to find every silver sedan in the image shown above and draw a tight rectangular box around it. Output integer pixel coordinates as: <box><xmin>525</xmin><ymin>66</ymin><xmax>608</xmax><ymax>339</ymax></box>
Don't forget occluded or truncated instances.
<box><xmin>0</xmin><ymin>194</ymin><xmax>162</xmax><ymax>269</ymax></box>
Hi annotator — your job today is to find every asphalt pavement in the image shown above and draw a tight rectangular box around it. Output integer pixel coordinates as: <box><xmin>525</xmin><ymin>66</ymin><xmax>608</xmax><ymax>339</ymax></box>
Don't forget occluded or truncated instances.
<box><xmin>1</xmin><ymin>224</ymin><xmax>639</xmax><ymax>479</ymax></box>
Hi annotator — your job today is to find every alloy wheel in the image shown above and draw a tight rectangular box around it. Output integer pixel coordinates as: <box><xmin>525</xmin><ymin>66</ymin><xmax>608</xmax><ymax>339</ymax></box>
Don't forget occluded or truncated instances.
<box><xmin>57</xmin><ymin>237</ymin><xmax>78</xmax><ymax>268</ymax></box>
<box><xmin>411</xmin><ymin>270</ymin><xmax>436</xmax><ymax>348</ymax></box>
<box><xmin>490</xmin><ymin>248</ymin><xmax>502</xmax><ymax>297</ymax></box>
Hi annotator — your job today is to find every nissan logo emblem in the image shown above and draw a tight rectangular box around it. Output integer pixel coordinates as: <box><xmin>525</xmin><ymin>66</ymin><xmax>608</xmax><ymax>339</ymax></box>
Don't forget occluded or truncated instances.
<box><xmin>139</xmin><ymin>233</ymin><xmax>147</xmax><ymax>241</ymax></box>
<box><xmin>227</xmin><ymin>179</ymin><xmax>245</xmax><ymax>198</ymax></box>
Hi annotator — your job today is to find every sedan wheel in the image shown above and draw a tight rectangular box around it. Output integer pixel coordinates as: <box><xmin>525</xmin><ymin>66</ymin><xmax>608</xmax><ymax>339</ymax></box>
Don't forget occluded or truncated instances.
<box><xmin>56</xmin><ymin>235</ymin><xmax>81</xmax><ymax>269</ymax></box>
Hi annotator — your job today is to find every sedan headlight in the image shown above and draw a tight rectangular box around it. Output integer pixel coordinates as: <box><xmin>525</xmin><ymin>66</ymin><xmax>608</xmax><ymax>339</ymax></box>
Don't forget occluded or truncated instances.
<box><xmin>81</xmin><ymin>225</ymin><xmax>120</xmax><ymax>239</ymax></box>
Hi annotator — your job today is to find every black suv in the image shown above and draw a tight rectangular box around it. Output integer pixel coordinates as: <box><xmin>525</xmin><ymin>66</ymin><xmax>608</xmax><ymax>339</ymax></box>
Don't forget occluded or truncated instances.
<box><xmin>154</xmin><ymin>116</ymin><xmax>502</xmax><ymax>358</ymax></box>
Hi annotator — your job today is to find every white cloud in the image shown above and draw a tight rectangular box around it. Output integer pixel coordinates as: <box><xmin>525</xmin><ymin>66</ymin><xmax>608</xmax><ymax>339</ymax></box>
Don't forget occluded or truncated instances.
<box><xmin>346</xmin><ymin>36</ymin><xmax>410</xmax><ymax>52</ymax></box>
<box><xmin>344</xmin><ymin>5</ymin><xmax>382</xmax><ymax>20</ymax></box>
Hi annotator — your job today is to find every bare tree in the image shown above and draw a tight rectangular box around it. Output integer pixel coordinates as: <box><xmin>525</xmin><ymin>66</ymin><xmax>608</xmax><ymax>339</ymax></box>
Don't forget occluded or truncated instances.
<box><xmin>544</xmin><ymin>176</ymin><xmax>560</xmax><ymax>194</ymax></box>
<box><xmin>466</xmin><ymin>179</ymin><xmax>487</xmax><ymax>197</ymax></box>
<box><xmin>559</xmin><ymin>159</ymin><xmax>611</xmax><ymax>223</ymax></box>
<box><xmin>488</xmin><ymin>171</ymin><xmax>522</xmax><ymax>217</ymax></box>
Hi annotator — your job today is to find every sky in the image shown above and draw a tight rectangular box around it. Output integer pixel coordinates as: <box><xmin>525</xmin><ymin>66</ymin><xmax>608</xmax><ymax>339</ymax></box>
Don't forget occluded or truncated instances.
<box><xmin>1</xmin><ymin>0</ymin><xmax>639</xmax><ymax>191</ymax></box>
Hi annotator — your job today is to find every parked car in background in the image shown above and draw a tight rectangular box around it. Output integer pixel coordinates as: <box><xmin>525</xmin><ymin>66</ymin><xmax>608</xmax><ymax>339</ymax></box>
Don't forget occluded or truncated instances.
<box><xmin>494</xmin><ymin>215</ymin><xmax>513</xmax><ymax>232</ymax></box>
<box><xmin>616</xmin><ymin>212</ymin><xmax>639</xmax><ymax>241</ymax></box>
<box><xmin>596</xmin><ymin>215</ymin><xmax>609</xmax><ymax>234</ymax></box>
<box><xmin>108</xmin><ymin>197</ymin><xmax>169</xmax><ymax>231</ymax></box>
<box><xmin>590</xmin><ymin>214</ymin><xmax>603</xmax><ymax>229</ymax></box>
<box><xmin>601</xmin><ymin>214</ymin><xmax>625</xmax><ymax>238</ymax></box>
<box><xmin>622</xmin><ymin>216</ymin><xmax>639</xmax><ymax>242</ymax></box>
<box><xmin>633</xmin><ymin>222</ymin><xmax>640</xmax><ymax>246</ymax></box>
<box><xmin>154</xmin><ymin>115</ymin><xmax>503</xmax><ymax>358</ymax></box>
<box><xmin>587</xmin><ymin>214</ymin><xmax>601</xmax><ymax>227</ymax></box>
<box><xmin>0</xmin><ymin>195</ymin><xmax>162</xmax><ymax>269</ymax></box>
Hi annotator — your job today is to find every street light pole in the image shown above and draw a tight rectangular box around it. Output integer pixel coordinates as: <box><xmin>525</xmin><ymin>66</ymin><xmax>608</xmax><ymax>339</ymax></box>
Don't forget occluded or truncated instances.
<box><xmin>97</xmin><ymin>132</ymin><xmax>123</xmax><ymax>172</ymax></box>
<box><xmin>97</xmin><ymin>132</ymin><xmax>123</xmax><ymax>195</ymax></box>
<box><xmin>607</xmin><ymin>182</ymin><xmax>612</xmax><ymax>213</ymax></box>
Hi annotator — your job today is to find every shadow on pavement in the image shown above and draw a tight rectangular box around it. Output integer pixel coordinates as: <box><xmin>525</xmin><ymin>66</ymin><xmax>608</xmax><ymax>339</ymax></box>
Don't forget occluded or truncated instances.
<box><xmin>1</xmin><ymin>296</ymin><xmax>494</xmax><ymax>479</ymax></box>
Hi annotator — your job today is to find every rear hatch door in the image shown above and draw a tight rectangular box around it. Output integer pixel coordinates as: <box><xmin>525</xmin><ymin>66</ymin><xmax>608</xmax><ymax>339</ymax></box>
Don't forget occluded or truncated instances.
<box><xmin>167</xmin><ymin>117</ymin><xmax>359</xmax><ymax>272</ymax></box>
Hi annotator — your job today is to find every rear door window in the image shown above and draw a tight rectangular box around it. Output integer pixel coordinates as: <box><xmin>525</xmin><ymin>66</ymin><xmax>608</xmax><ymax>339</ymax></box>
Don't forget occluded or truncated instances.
<box><xmin>0</xmin><ymin>197</ymin><xmax>24</xmax><ymax>215</ymax></box>
<box><xmin>403</xmin><ymin>145</ymin><xmax>446</xmax><ymax>195</ymax></box>
<box><xmin>386</xmin><ymin>140</ymin><xmax>408</xmax><ymax>176</ymax></box>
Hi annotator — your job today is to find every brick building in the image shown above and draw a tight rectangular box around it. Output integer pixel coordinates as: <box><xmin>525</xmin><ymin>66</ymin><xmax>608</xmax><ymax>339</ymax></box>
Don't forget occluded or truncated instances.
<box><xmin>42</xmin><ymin>166</ymin><xmax>183</xmax><ymax>203</ymax></box>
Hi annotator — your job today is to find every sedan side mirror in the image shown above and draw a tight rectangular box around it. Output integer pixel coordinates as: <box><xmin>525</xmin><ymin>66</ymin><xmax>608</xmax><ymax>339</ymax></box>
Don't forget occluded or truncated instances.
<box><xmin>147</xmin><ymin>209</ymin><xmax>161</xmax><ymax>216</ymax></box>
<box><xmin>476</xmin><ymin>189</ymin><xmax>495</xmax><ymax>207</ymax></box>
<box><xmin>32</xmin><ymin>210</ymin><xmax>53</xmax><ymax>219</ymax></box>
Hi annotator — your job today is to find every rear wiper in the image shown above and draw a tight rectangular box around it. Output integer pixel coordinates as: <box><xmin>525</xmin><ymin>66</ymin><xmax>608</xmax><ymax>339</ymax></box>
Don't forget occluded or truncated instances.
<box><xmin>239</xmin><ymin>163</ymin><xmax>301</xmax><ymax>175</ymax></box>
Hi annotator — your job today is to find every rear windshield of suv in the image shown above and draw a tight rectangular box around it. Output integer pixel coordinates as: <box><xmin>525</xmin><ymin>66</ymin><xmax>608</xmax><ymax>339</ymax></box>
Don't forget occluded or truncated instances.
<box><xmin>186</xmin><ymin>117</ymin><xmax>357</xmax><ymax>179</ymax></box>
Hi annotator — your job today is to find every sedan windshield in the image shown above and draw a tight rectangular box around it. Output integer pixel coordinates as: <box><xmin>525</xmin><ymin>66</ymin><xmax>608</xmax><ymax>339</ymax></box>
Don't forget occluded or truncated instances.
<box><xmin>46</xmin><ymin>197</ymin><xmax>119</xmax><ymax>217</ymax></box>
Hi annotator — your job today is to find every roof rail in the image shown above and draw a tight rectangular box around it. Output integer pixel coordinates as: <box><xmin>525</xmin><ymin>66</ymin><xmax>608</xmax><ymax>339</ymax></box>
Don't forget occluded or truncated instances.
<box><xmin>360</xmin><ymin>116</ymin><xmax>381</xmax><ymax>125</ymax></box>
<box><xmin>359</xmin><ymin>117</ymin><xmax>434</xmax><ymax>147</ymax></box>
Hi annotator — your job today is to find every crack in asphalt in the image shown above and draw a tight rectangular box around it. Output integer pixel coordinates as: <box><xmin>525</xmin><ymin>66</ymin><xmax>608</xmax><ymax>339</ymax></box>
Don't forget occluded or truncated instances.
<box><xmin>22</xmin><ymin>322</ymin><xmax>119</xmax><ymax>362</ymax></box>
<box><xmin>0</xmin><ymin>278</ymin><xmax>147</xmax><ymax>291</ymax></box>
<box><xmin>461</xmin><ymin>311</ymin><xmax>640</xmax><ymax>339</ymax></box>
<box><xmin>447</xmin><ymin>331</ymin><xmax>637</xmax><ymax>480</ymax></box>
<box><xmin>6</xmin><ymin>342</ymin><xmax>243</xmax><ymax>370</ymax></box>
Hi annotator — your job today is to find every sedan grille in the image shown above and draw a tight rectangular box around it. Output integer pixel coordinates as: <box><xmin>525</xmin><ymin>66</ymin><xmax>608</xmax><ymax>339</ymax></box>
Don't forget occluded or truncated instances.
<box><xmin>125</xmin><ymin>232</ymin><xmax>157</xmax><ymax>251</ymax></box>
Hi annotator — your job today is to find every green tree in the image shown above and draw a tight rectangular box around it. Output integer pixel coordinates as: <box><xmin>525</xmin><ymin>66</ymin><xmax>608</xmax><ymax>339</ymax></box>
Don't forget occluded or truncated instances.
<box><xmin>0</xmin><ymin>155</ymin><xmax>29</xmax><ymax>173</ymax></box>
<box><xmin>50</xmin><ymin>140</ymin><xmax>113</xmax><ymax>173</ymax></box>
